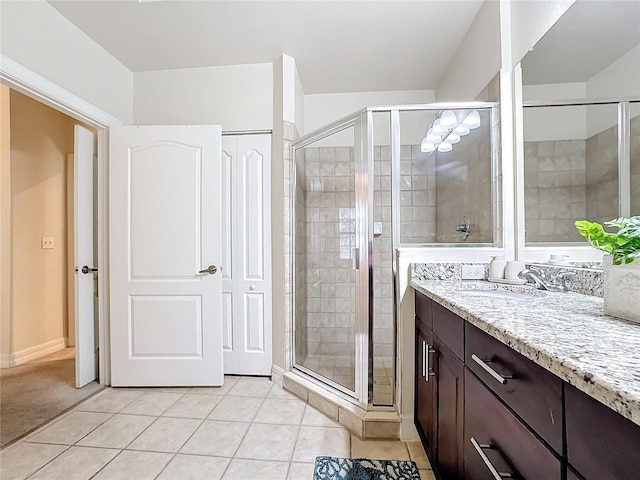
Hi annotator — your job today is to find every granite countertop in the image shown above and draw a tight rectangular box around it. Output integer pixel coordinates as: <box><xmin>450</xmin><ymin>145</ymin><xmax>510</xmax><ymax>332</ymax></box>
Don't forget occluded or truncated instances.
<box><xmin>411</xmin><ymin>279</ymin><xmax>640</xmax><ymax>426</ymax></box>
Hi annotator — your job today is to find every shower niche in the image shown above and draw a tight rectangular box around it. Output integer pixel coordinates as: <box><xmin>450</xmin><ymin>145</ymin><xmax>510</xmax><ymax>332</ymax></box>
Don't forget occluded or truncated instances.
<box><xmin>291</xmin><ymin>103</ymin><xmax>498</xmax><ymax>409</ymax></box>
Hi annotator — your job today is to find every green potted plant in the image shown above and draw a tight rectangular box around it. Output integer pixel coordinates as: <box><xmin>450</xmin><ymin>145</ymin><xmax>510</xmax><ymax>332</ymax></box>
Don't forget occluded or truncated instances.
<box><xmin>575</xmin><ymin>216</ymin><xmax>640</xmax><ymax>324</ymax></box>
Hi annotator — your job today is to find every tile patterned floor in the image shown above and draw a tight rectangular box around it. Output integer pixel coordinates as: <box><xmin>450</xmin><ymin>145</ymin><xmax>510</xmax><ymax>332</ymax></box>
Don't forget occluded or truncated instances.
<box><xmin>1</xmin><ymin>376</ymin><xmax>436</xmax><ymax>480</ymax></box>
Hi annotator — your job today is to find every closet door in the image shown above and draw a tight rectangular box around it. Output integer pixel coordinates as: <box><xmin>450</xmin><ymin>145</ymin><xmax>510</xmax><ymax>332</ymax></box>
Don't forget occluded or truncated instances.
<box><xmin>222</xmin><ymin>134</ymin><xmax>272</xmax><ymax>375</ymax></box>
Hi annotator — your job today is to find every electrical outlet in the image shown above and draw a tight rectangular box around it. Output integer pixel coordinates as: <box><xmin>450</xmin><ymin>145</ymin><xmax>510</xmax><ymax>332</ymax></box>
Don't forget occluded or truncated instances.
<box><xmin>461</xmin><ymin>264</ymin><xmax>484</xmax><ymax>280</ymax></box>
<box><xmin>41</xmin><ymin>236</ymin><xmax>54</xmax><ymax>249</ymax></box>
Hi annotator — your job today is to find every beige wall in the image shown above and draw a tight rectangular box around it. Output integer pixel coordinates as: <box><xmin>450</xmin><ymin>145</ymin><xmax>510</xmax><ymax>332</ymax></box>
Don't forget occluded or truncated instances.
<box><xmin>10</xmin><ymin>90</ymin><xmax>75</xmax><ymax>352</ymax></box>
<box><xmin>0</xmin><ymin>85</ymin><xmax>11</xmax><ymax>358</ymax></box>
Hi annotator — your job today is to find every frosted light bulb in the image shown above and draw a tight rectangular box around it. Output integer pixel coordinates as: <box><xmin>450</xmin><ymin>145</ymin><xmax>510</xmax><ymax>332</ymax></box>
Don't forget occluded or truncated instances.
<box><xmin>453</xmin><ymin>125</ymin><xmax>470</xmax><ymax>136</ymax></box>
<box><xmin>444</xmin><ymin>133</ymin><xmax>460</xmax><ymax>144</ymax></box>
<box><xmin>431</xmin><ymin>119</ymin><xmax>445</xmax><ymax>135</ymax></box>
<box><xmin>437</xmin><ymin>142</ymin><xmax>452</xmax><ymax>152</ymax></box>
<box><xmin>440</xmin><ymin>110</ymin><xmax>457</xmax><ymax>129</ymax></box>
<box><xmin>462</xmin><ymin>110</ymin><xmax>481</xmax><ymax>129</ymax></box>
<box><xmin>426</xmin><ymin>129</ymin><xmax>441</xmax><ymax>143</ymax></box>
<box><xmin>420</xmin><ymin>141</ymin><xmax>436</xmax><ymax>153</ymax></box>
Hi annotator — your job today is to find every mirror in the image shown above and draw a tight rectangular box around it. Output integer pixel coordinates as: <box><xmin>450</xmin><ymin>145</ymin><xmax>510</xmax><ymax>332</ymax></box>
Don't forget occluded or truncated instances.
<box><xmin>520</xmin><ymin>0</ymin><xmax>640</xmax><ymax>245</ymax></box>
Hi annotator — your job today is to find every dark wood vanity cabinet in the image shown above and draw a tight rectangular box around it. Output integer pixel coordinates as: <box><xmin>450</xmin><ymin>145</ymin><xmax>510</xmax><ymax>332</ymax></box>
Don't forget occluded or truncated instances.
<box><xmin>433</xmin><ymin>336</ymin><xmax>464</xmax><ymax>480</ymax></box>
<box><xmin>415</xmin><ymin>293</ymin><xmax>464</xmax><ymax>480</ymax></box>
<box><xmin>415</xmin><ymin>321</ymin><xmax>436</xmax><ymax>460</ymax></box>
<box><xmin>565</xmin><ymin>383</ymin><xmax>640</xmax><ymax>480</ymax></box>
<box><xmin>414</xmin><ymin>289</ymin><xmax>640</xmax><ymax>480</ymax></box>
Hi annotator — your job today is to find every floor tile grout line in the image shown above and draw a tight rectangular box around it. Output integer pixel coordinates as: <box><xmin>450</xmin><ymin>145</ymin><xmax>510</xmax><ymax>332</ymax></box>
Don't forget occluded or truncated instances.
<box><xmin>217</xmin><ymin>387</ymin><xmax>272</xmax><ymax>480</ymax></box>
<box><xmin>24</xmin><ymin>411</ymin><xmax>116</xmax><ymax>449</ymax></box>
<box><xmin>149</xmin><ymin>415</ymin><xmax>208</xmax><ymax>480</ymax></box>
<box><xmin>21</xmin><ymin>444</ymin><xmax>72</xmax><ymax>480</ymax></box>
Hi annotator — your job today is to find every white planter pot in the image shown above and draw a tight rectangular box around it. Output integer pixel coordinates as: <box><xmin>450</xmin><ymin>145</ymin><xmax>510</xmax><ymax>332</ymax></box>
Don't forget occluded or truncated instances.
<box><xmin>603</xmin><ymin>254</ymin><xmax>640</xmax><ymax>324</ymax></box>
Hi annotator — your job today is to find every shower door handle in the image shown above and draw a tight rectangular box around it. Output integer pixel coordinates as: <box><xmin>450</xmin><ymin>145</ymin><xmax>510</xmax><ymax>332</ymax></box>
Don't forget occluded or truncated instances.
<box><xmin>353</xmin><ymin>247</ymin><xmax>360</xmax><ymax>270</ymax></box>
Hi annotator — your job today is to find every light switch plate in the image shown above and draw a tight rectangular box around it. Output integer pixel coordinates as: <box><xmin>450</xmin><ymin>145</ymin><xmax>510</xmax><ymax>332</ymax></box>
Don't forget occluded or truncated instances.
<box><xmin>461</xmin><ymin>264</ymin><xmax>484</xmax><ymax>280</ymax></box>
<box><xmin>41</xmin><ymin>236</ymin><xmax>54</xmax><ymax>249</ymax></box>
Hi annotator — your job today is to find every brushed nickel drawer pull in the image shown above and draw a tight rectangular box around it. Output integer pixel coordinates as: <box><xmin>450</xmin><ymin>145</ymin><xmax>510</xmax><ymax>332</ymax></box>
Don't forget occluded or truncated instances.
<box><xmin>423</xmin><ymin>342</ymin><xmax>436</xmax><ymax>382</ymax></box>
<box><xmin>470</xmin><ymin>437</ymin><xmax>516</xmax><ymax>479</ymax></box>
<box><xmin>471</xmin><ymin>354</ymin><xmax>513</xmax><ymax>385</ymax></box>
<box><xmin>422</xmin><ymin>340</ymin><xmax>426</xmax><ymax>378</ymax></box>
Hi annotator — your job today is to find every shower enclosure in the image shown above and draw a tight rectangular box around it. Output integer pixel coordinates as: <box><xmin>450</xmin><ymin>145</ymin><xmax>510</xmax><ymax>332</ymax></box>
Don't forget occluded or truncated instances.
<box><xmin>291</xmin><ymin>103</ymin><xmax>498</xmax><ymax>407</ymax></box>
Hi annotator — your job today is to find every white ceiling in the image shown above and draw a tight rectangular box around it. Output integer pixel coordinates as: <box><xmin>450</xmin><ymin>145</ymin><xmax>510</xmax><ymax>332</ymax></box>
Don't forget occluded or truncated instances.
<box><xmin>521</xmin><ymin>0</ymin><xmax>640</xmax><ymax>85</ymax></box>
<box><xmin>47</xmin><ymin>0</ymin><xmax>483</xmax><ymax>94</ymax></box>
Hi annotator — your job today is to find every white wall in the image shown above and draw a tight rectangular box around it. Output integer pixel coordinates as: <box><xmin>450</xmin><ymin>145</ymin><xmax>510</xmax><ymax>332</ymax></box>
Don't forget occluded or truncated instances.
<box><xmin>0</xmin><ymin>0</ymin><xmax>133</xmax><ymax>124</ymax></box>
<box><xmin>10</xmin><ymin>90</ymin><xmax>74</xmax><ymax>352</ymax></box>
<box><xmin>304</xmin><ymin>90</ymin><xmax>434</xmax><ymax>135</ymax></box>
<box><xmin>133</xmin><ymin>63</ymin><xmax>273</xmax><ymax>130</ymax></box>
<box><xmin>523</xmin><ymin>83</ymin><xmax>587</xmax><ymax>141</ymax></box>
<box><xmin>587</xmin><ymin>44</ymin><xmax>640</xmax><ymax>137</ymax></box>
<box><xmin>510</xmin><ymin>0</ymin><xmax>576</xmax><ymax>68</ymax></box>
<box><xmin>435</xmin><ymin>1</ymin><xmax>501</xmax><ymax>102</ymax></box>
<box><xmin>294</xmin><ymin>67</ymin><xmax>305</xmax><ymax>135</ymax></box>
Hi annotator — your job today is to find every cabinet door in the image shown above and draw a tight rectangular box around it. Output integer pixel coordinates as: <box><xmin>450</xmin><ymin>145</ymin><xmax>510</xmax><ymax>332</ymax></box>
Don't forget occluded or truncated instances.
<box><xmin>416</xmin><ymin>325</ymin><xmax>436</xmax><ymax>461</ymax></box>
<box><xmin>464</xmin><ymin>369</ymin><xmax>561</xmax><ymax>480</ymax></box>
<box><xmin>566</xmin><ymin>384</ymin><xmax>640</xmax><ymax>480</ymax></box>
<box><xmin>435</xmin><ymin>335</ymin><xmax>464</xmax><ymax>480</ymax></box>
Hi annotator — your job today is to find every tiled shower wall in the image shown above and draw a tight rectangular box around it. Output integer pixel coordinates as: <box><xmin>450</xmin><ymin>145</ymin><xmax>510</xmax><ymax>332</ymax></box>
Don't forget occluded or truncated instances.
<box><xmin>524</xmin><ymin>115</ymin><xmax>640</xmax><ymax>242</ymax></box>
<box><xmin>398</xmin><ymin>146</ymin><xmax>437</xmax><ymax>243</ymax></box>
<box><xmin>435</xmin><ymin>120</ymin><xmax>494</xmax><ymax>243</ymax></box>
<box><xmin>586</xmin><ymin>124</ymin><xmax>619</xmax><ymax>226</ymax></box>
<box><xmin>524</xmin><ymin>139</ymin><xmax>587</xmax><ymax>242</ymax></box>
<box><xmin>298</xmin><ymin>146</ymin><xmax>357</xmax><ymax>390</ymax></box>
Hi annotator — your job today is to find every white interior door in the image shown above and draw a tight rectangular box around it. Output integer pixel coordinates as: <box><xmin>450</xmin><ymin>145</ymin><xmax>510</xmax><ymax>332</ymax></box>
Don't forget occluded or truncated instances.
<box><xmin>222</xmin><ymin>134</ymin><xmax>272</xmax><ymax>375</ymax></box>
<box><xmin>110</xmin><ymin>125</ymin><xmax>223</xmax><ymax>386</ymax></box>
<box><xmin>74</xmin><ymin>125</ymin><xmax>97</xmax><ymax>388</ymax></box>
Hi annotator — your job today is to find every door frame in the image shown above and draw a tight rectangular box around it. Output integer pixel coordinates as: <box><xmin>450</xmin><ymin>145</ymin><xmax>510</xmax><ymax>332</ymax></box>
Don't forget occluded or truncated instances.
<box><xmin>1</xmin><ymin>55</ymin><xmax>120</xmax><ymax>385</ymax></box>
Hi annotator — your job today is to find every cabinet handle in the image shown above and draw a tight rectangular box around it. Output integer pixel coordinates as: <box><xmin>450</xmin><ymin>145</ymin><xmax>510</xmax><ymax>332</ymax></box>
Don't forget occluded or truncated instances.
<box><xmin>470</xmin><ymin>437</ymin><xmax>516</xmax><ymax>479</ymax></box>
<box><xmin>471</xmin><ymin>354</ymin><xmax>513</xmax><ymax>385</ymax></box>
<box><xmin>423</xmin><ymin>342</ymin><xmax>436</xmax><ymax>382</ymax></box>
<box><xmin>422</xmin><ymin>340</ymin><xmax>426</xmax><ymax>378</ymax></box>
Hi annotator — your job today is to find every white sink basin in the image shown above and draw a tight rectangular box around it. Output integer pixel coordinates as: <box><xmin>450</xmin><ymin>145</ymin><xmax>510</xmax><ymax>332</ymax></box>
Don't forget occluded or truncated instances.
<box><xmin>458</xmin><ymin>289</ymin><xmax>544</xmax><ymax>300</ymax></box>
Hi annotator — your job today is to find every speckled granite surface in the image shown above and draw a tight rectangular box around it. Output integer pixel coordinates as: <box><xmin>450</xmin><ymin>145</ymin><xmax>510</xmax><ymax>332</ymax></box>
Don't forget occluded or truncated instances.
<box><xmin>411</xmin><ymin>279</ymin><xmax>640</xmax><ymax>426</ymax></box>
<box><xmin>411</xmin><ymin>262</ymin><xmax>604</xmax><ymax>297</ymax></box>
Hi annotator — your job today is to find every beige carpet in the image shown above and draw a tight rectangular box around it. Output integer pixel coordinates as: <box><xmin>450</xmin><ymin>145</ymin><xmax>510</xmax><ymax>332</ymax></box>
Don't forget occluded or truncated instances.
<box><xmin>0</xmin><ymin>348</ymin><xmax>104</xmax><ymax>448</ymax></box>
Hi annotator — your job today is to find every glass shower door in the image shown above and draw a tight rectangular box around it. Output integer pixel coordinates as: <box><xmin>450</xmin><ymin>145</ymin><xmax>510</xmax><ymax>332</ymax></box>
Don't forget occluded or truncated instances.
<box><xmin>293</xmin><ymin>121</ymin><xmax>365</xmax><ymax>397</ymax></box>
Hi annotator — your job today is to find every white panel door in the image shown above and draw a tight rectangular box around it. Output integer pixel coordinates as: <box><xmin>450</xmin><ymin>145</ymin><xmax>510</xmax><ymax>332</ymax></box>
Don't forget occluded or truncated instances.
<box><xmin>221</xmin><ymin>137</ymin><xmax>238</xmax><ymax>373</ymax></box>
<box><xmin>221</xmin><ymin>134</ymin><xmax>272</xmax><ymax>375</ymax></box>
<box><xmin>110</xmin><ymin>125</ymin><xmax>223</xmax><ymax>386</ymax></box>
<box><xmin>74</xmin><ymin>125</ymin><xmax>97</xmax><ymax>388</ymax></box>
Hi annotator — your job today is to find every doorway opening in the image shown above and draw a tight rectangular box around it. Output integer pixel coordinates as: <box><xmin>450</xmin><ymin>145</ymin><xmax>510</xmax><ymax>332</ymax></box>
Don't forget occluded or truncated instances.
<box><xmin>0</xmin><ymin>88</ymin><xmax>101</xmax><ymax>448</ymax></box>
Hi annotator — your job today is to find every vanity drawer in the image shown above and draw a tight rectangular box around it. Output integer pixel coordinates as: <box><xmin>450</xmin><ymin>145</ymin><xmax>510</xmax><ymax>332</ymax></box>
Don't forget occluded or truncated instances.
<box><xmin>465</xmin><ymin>323</ymin><xmax>563</xmax><ymax>453</ymax></box>
<box><xmin>415</xmin><ymin>291</ymin><xmax>433</xmax><ymax>330</ymax></box>
<box><xmin>432</xmin><ymin>301</ymin><xmax>464</xmax><ymax>360</ymax></box>
<box><xmin>566</xmin><ymin>383</ymin><xmax>640</xmax><ymax>480</ymax></box>
<box><xmin>464</xmin><ymin>369</ymin><xmax>561</xmax><ymax>480</ymax></box>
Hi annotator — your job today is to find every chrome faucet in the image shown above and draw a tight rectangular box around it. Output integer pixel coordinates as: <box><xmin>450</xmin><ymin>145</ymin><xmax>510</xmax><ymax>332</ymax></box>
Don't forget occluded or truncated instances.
<box><xmin>518</xmin><ymin>267</ymin><xmax>575</xmax><ymax>292</ymax></box>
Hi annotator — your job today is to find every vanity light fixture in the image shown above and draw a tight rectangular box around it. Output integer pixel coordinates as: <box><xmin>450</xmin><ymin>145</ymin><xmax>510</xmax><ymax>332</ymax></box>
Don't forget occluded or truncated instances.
<box><xmin>440</xmin><ymin>110</ymin><xmax>458</xmax><ymax>129</ymax></box>
<box><xmin>420</xmin><ymin>141</ymin><xmax>437</xmax><ymax>153</ymax></box>
<box><xmin>426</xmin><ymin>130</ymin><xmax>441</xmax><ymax>143</ymax></box>
<box><xmin>420</xmin><ymin>109</ymin><xmax>481</xmax><ymax>154</ymax></box>
<box><xmin>462</xmin><ymin>110</ymin><xmax>481</xmax><ymax>129</ymax></box>
<box><xmin>453</xmin><ymin>125</ymin><xmax>470</xmax><ymax>136</ymax></box>
<box><xmin>431</xmin><ymin>119</ymin><xmax>446</xmax><ymax>136</ymax></box>
<box><xmin>444</xmin><ymin>133</ymin><xmax>460</xmax><ymax>144</ymax></box>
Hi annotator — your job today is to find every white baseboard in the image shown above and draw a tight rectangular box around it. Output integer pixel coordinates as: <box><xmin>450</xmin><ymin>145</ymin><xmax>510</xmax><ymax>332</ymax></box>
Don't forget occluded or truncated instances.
<box><xmin>399</xmin><ymin>413</ymin><xmax>420</xmax><ymax>442</ymax></box>
<box><xmin>0</xmin><ymin>338</ymin><xmax>66</xmax><ymax>368</ymax></box>
<box><xmin>271</xmin><ymin>364</ymin><xmax>285</xmax><ymax>387</ymax></box>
